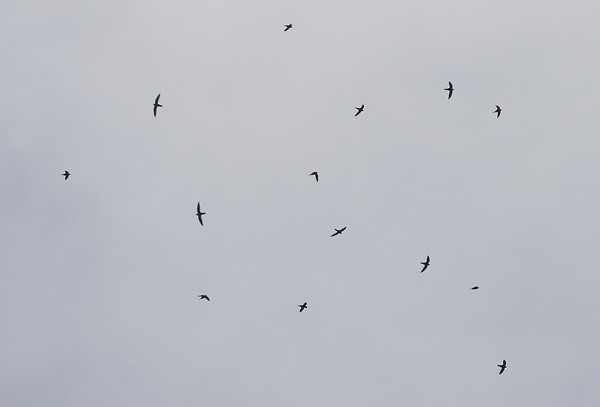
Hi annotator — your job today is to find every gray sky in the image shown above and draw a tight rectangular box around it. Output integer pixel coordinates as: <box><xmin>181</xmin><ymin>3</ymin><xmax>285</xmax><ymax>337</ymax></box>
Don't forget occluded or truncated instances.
<box><xmin>2</xmin><ymin>0</ymin><xmax>600</xmax><ymax>406</ymax></box>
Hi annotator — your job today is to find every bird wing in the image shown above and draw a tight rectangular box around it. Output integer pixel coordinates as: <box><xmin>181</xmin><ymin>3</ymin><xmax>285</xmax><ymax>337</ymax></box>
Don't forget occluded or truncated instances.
<box><xmin>426</xmin><ymin>255</ymin><xmax>430</xmax><ymax>262</ymax></box>
<box><xmin>155</xmin><ymin>94</ymin><xmax>161</xmax><ymax>104</ymax></box>
<box><xmin>340</xmin><ymin>227</ymin><xmax>346</xmax><ymax>232</ymax></box>
<box><xmin>197</xmin><ymin>202</ymin><xmax>201</xmax><ymax>214</ymax></box>
<box><xmin>153</xmin><ymin>105</ymin><xmax>157</xmax><ymax>117</ymax></box>
<box><xmin>315</xmin><ymin>173</ymin><xmax>318</xmax><ymax>182</ymax></box>
<box><xmin>448</xmin><ymin>89</ymin><xmax>453</xmax><ymax>99</ymax></box>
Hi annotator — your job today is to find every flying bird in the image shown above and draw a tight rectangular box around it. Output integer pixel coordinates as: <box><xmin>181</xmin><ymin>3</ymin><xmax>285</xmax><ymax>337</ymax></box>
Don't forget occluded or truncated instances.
<box><xmin>284</xmin><ymin>24</ymin><xmax>292</xmax><ymax>31</ymax></box>
<box><xmin>330</xmin><ymin>227</ymin><xmax>347</xmax><ymax>237</ymax></box>
<box><xmin>498</xmin><ymin>359</ymin><xmax>507</xmax><ymax>375</ymax></box>
<box><xmin>298</xmin><ymin>302</ymin><xmax>307</xmax><ymax>312</ymax></box>
<box><xmin>493</xmin><ymin>105</ymin><xmax>502</xmax><ymax>118</ymax></box>
<box><xmin>445</xmin><ymin>81</ymin><xmax>454</xmax><ymax>99</ymax></box>
<box><xmin>62</xmin><ymin>171</ymin><xmax>70</xmax><ymax>180</ymax></box>
<box><xmin>196</xmin><ymin>202</ymin><xmax>206</xmax><ymax>226</ymax></box>
<box><xmin>310</xmin><ymin>171</ymin><xmax>319</xmax><ymax>182</ymax></box>
<box><xmin>420</xmin><ymin>255</ymin><xmax>430</xmax><ymax>273</ymax></box>
<box><xmin>153</xmin><ymin>94</ymin><xmax>162</xmax><ymax>117</ymax></box>
<box><xmin>197</xmin><ymin>294</ymin><xmax>210</xmax><ymax>301</ymax></box>
<box><xmin>471</xmin><ymin>286</ymin><xmax>480</xmax><ymax>290</ymax></box>
<box><xmin>355</xmin><ymin>104</ymin><xmax>364</xmax><ymax>116</ymax></box>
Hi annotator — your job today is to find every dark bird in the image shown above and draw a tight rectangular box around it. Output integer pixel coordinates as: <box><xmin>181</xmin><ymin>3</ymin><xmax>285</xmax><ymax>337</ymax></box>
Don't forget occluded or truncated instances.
<box><xmin>493</xmin><ymin>105</ymin><xmax>502</xmax><ymax>118</ymax></box>
<box><xmin>310</xmin><ymin>171</ymin><xmax>319</xmax><ymax>182</ymax></box>
<box><xmin>284</xmin><ymin>24</ymin><xmax>292</xmax><ymax>32</ymax></box>
<box><xmin>355</xmin><ymin>104</ymin><xmax>365</xmax><ymax>116</ymax></box>
<box><xmin>62</xmin><ymin>171</ymin><xmax>70</xmax><ymax>180</ymax></box>
<box><xmin>420</xmin><ymin>255</ymin><xmax>430</xmax><ymax>273</ymax></box>
<box><xmin>197</xmin><ymin>294</ymin><xmax>210</xmax><ymax>301</ymax></box>
<box><xmin>330</xmin><ymin>227</ymin><xmax>347</xmax><ymax>237</ymax></box>
<box><xmin>445</xmin><ymin>81</ymin><xmax>454</xmax><ymax>99</ymax></box>
<box><xmin>153</xmin><ymin>94</ymin><xmax>162</xmax><ymax>117</ymax></box>
<box><xmin>498</xmin><ymin>359</ymin><xmax>507</xmax><ymax>375</ymax></box>
<box><xmin>298</xmin><ymin>302</ymin><xmax>307</xmax><ymax>312</ymax></box>
<box><xmin>196</xmin><ymin>202</ymin><xmax>206</xmax><ymax>226</ymax></box>
<box><xmin>471</xmin><ymin>286</ymin><xmax>480</xmax><ymax>290</ymax></box>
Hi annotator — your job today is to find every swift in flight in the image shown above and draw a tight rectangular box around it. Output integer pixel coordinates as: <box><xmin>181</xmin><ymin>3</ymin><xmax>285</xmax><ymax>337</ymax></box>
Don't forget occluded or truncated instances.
<box><xmin>153</xmin><ymin>94</ymin><xmax>162</xmax><ymax>117</ymax></box>
<box><xmin>355</xmin><ymin>104</ymin><xmax>364</xmax><ymax>116</ymax></box>
<box><xmin>420</xmin><ymin>256</ymin><xmax>430</xmax><ymax>273</ymax></box>
<box><xmin>498</xmin><ymin>359</ymin><xmax>507</xmax><ymax>375</ymax></box>
<box><xmin>196</xmin><ymin>202</ymin><xmax>206</xmax><ymax>226</ymax></box>
<box><xmin>330</xmin><ymin>227</ymin><xmax>346</xmax><ymax>237</ymax></box>
<box><xmin>493</xmin><ymin>105</ymin><xmax>502</xmax><ymax>118</ymax></box>
<box><xmin>445</xmin><ymin>82</ymin><xmax>454</xmax><ymax>99</ymax></box>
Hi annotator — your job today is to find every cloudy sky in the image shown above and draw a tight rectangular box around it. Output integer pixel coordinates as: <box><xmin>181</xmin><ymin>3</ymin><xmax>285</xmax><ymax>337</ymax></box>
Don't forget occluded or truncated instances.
<box><xmin>2</xmin><ymin>0</ymin><xmax>600</xmax><ymax>405</ymax></box>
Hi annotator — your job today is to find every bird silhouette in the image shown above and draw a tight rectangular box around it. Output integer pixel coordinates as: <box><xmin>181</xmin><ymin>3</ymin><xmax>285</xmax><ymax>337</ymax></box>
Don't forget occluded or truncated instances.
<box><xmin>471</xmin><ymin>286</ymin><xmax>479</xmax><ymax>290</ymax></box>
<box><xmin>298</xmin><ymin>302</ymin><xmax>307</xmax><ymax>312</ymax></box>
<box><xmin>493</xmin><ymin>105</ymin><xmax>502</xmax><ymax>118</ymax></box>
<box><xmin>310</xmin><ymin>171</ymin><xmax>319</xmax><ymax>182</ymax></box>
<box><xmin>198</xmin><ymin>294</ymin><xmax>210</xmax><ymax>301</ymax></box>
<box><xmin>62</xmin><ymin>171</ymin><xmax>70</xmax><ymax>180</ymax></box>
<box><xmin>420</xmin><ymin>255</ymin><xmax>430</xmax><ymax>273</ymax></box>
<box><xmin>153</xmin><ymin>94</ymin><xmax>162</xmax><ymax>117</ymax></box>
<box><xmin>284</xmin><ymin>24</ymin><xmax>292</xmax><ymax>31</ymax></box>
<box><xmin>196</xmin><ymin>202</ymin><xmax>206</xmax><ymax>226</ymax></box>
<box><xmin>330</xmin><ymin>227</ymin><xmax>347</xmax><ymax>237</ymax></box>
<box><xmin>355</xmin><ymin>104</ymin><xmax>364</xmax><ymax>116</ymax></box>
<box><xmin>445</xmin><ymin>81</ymin><xmax>454</xmax><ymax>99</ymax></box>
<box><xmin>498</xmin><ymin>359</ymin><xmax>507</xmax><ymax>375</ymax></box>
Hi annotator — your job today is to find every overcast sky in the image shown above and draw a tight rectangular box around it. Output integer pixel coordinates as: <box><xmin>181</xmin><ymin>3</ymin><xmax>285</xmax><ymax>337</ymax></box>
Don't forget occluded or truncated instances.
<box><xmin>2</xmin><ymin>0</ymin><xmax>600</xmax><ymax>406</ymax></box>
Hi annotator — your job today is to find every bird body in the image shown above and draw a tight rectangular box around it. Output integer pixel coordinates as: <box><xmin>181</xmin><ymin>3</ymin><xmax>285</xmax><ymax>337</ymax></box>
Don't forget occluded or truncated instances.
<box><xmin>498</xmin><ymin>359</ymin><xmax>507</xmax><ymax>375</ymax></box>
<box><xmin>196</xmin><ymin>202</ymin><xmax>206</xmax><ymax>226</ymax></box>
<box><xmin>310</xmin><ymin>171</ymin><xmax>319</xmax><ymax>182</ymax></box>
<box><xmin>494</xmin><ymin>105</ymin><xmax>502</xmax><ymax>118</ymax></box>
<box><xmin>330</xmin><ymin>227</ymin><xmax>347</xmax><ymax>237</ymax></box>
<box><xmin>198</xmin><ymin>294</ymin><xmax>210</xmax><ymax>301</ymax></box>
<box><xmin>284</xmin><ymin>24</ymin><xmax>292</xmax><ymax>31</ymax></box>
<box><xmin>471</xmin><ymin>286</ymin><xmax>479</xmax><ymax>290</ymax></box>
<box><xmin>445</xmin><ymin>81</ymin><xmax>454</xmax><ymax>99</ymax></box>
<box><xmin>355</xmin><ymin>104</ymin><xmax>364</xmax><ymax>116</ymax></box>
<box><xmin>420</xmin><ymin>255</ymin><xmax>430</xmax><ymax>273</ymax></box>
<box><xmin>62</xmin><ymin>171</ymin><xmax>70</xmax><ymax>180</ymax></box>
<box><xmin>153</xmin><ymin>94</ymin><xmax>162</xmax><ymax>117</ymax></box>
<box><xmin>298</xmin><ymin>302</ymin><xmax>307</xmax><ymax>312</ymax></box>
